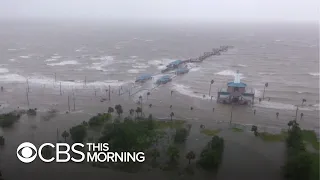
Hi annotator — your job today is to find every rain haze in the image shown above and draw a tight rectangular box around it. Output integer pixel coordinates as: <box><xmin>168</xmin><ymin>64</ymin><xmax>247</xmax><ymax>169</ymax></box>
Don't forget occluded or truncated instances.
<box><xmin>0</xmin><ymin>1</ymin><xmax>319</xmax><ymax>180</ymax></box>
<box><xmin>0</xmin><ymin>0</ymin><xmax>319</xmax><ymax>22</ymax></box>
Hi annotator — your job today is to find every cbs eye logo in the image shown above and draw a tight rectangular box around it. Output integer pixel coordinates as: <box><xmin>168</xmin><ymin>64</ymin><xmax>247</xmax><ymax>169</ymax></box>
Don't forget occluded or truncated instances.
<box><xmin>16</xmin><ymin>142</ymin><xmax>38</xmax><ymax>163</ymax></box>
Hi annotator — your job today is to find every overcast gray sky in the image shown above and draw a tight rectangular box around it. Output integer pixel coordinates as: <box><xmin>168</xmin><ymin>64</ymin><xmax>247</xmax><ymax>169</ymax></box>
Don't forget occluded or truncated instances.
<box><xmin>0</xmin><ymin>0</ymin><xmax>319</xmax><ymax>22</ymax></box>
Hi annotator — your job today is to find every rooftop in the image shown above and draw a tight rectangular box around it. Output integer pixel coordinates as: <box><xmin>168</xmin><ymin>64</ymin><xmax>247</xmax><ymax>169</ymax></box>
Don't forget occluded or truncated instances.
<box><xmin>168</xmin><ymin>60</ymin><xmax>182</xmax><ymax>66</ymax></box>
<box><xmin>227</xmin><ymin>82</ymin><xmax>247</xmax><ymax>88</ymax></box>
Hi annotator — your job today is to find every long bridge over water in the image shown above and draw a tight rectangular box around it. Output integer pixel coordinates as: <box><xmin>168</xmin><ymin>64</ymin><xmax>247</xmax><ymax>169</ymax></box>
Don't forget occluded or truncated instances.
<box><xmin>161</xmin><ymin>45</ymin><xmax>233</xmax><ymax>73</ymax></box>
<box><xmin>130</xmin><ymin>45</ymin><xmax>233</xmax><ymax>97</ymax></box>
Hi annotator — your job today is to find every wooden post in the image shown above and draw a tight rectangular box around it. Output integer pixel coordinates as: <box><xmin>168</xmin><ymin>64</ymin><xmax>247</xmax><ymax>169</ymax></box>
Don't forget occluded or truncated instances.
<box><xmin>108</xmin><ymin>85</ymin><xmax>111</xmax><ymax>101</ymax></box>
<box><xmin>26</xmin><ymin>79</ymin><xmax>29</xmax><ymax>93</ymax></box>
<box><xmin>68</xmin><ymin>95</ymin><xmax>70</xmax><ymax>111</ymax></box>
<box><xmin>60</xmin><ymin>82</ymin><xmax>62</xmax><ymax>95</ymax></box>
<box><xmin>230</xmin><ymin>103</ymin><xmax>233</xmax><ymax>125</ymax></box>
<box><xmin>295</xmin><ymin>106</ymin><xmax>299</xmax><ymax>120</ymax></box>
<box><xmin>118</xmin><ymin>87</ymin><xmax>120</xmax><ymax>96</ymax></box>
<box><xmin>26</xmin><ymin>88</ymin><xmax>29</xmax><ymax>107</ymax></box>
<box><xmin>73</xmin><ymin>95</ymin><xmax>75</xmax><ymax>111</ymax></box>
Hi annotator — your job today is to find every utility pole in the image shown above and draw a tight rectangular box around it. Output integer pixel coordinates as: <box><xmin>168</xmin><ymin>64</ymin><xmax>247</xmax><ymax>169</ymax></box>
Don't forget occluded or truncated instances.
<box><xmin>73</xmin><ymin>92</ymin><xmax>75</xmax><ymax>111</ymax></box>
<box><xmin>60</xmin><ymin>82</ymin><xmax>62</xmax><ymax>95</ymax></box>
<box><xmin>68</xmin><ymin>95</ymin><xmax>70</xmax><ymax>111</ymax></box>
<box><xmin>230</xmin><ymin>103</ymin><xmax>233</xmax><ymax>125</ymax></box>
<box><xmin>26</xmin><ymin>79</ymin><xmax>29</xmax><ymax>93</ymax></box>
<box><xmin>108</xmin><ymin>85</ymin><xmax>111</xmax><ymax>101</ymax></box>
<box><xmin>26</xmin><ymin>88</ymin><xmax>29</xmax><ymax>107</ymax></box>
<box><xmin>295</xmin><ymin>105</ymin><xmax>299</xmax><ymax>120</ymax></box>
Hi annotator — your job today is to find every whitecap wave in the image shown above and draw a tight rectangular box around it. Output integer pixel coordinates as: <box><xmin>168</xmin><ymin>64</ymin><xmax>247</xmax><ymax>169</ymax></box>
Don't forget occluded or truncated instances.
<box><xmin>19</xmin><ymin>56</ymin><xmax>30</xmax><ymax>59</ymax></box>
<box><xmin>87</xmin><ymin>57</ymin><xmax>115</xmax><ymax>71</ymax></box>
<box><xmin>9</xmin><ymin>59</ymin><xmax>16</xmax><ymax>62</ymax></box>
<box><xmin>47</xmin><ymin>60</ymin><xmax>79</xmax><ymax>66</ymax></box>
<box><xmin>172</xmin><ymin>83</ymin><xmax>215</xmax><ymax>100</ymax></box>
<box><xmin>132</xmin><ymin>63</ymin><xmax>149</xmax><ymax>69</ymax></box>
<box><xmin>0</xmin><ymin>73</ymin><xmax>128</xmax><ymax>88</ymax></box>
<box><xmin>45</xmin><ymin>58</ymin><xmax>57</xmax><ymax>62</ymax></box>
<box><xmin>130</xmin><ymin>56</ymin><xmax>138</xmax><ymax>59</ymax></box>
<box><xmin>185</xmin><ymin>63</ymin><xmax>201</xmax><ymax>72</ymax></box>
<box><xmin>8</xmin><ymin>49</ymin><xmax>17</xmax><ymax>51</ymax></box>
<box><xmin>0</xmin><ymin>68</ymin><xmax>9</xmax><ymax>73</ymax></box>
<box><xmin>259</xmin><ymin>72</ymin><xmax>276</xmax><ymax>75</ymax></box>
<box><xmin>127</xmin><ymin>69</ymin><xmax>142</xmax><ymax>74</ymax></box>
<box><xmin>308</xmin><ymin>72</ymin><xmax>320</xmax><ymax>76</ymax></box>
<box><xmin>237</xmin><ymin>64</ymin><xmax>248</xmax><ymax>67</ymax></box>
<box><xmin>215</xmin><ymin>70</ymin><xmax>244</xmax><ymax>79</ymax></box>
<box><xmin>51</xmin><ymin>56</ymin><xmax>62</xmax><ymax>59</ymax></box>
<box><xmin>148</xmin><ymin>59</ymin><xmax>176</xmax><ymax>70</ymax></box>
<box><xmin>254</xmin><ymin>101</ymin><xmax>317</xmax><ymax>111</ymax></box>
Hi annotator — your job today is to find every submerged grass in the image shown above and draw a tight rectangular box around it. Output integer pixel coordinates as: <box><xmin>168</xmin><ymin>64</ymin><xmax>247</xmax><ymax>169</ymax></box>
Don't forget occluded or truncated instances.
<box><xmin>301</xmin><ymin>130</ymin><xmax>320</xmax><ymax>151</ymax></box>
<box><xmin>201</xmin><ymin>129</ymin><xmax>221</xmax><ymax>136</ymax></box>
<box><xmin>155</xmin><ymin>120</ymin><xmax>186</xmax><ymax>129</ymax></box>
<box><xmin>232</xmin><ymin>127</ymin><xmax>244</xmax><ymax>132</ymax></box>
<box><xmin>257</xmin><ymin>129</ymin><xmax>319</xmax><ymax>150</ymax></box>
<box><xmin>259</xmin><ymin>131</ymin><xmax>288</xmax><ymax>142</ymax></box>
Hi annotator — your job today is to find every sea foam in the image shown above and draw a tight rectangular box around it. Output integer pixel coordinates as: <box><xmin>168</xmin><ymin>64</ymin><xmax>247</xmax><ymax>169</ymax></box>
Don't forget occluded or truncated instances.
<box><xmin>47</xmin><ymin>60</ymin><xmax>79</xmax><ymax>66</ymax></box>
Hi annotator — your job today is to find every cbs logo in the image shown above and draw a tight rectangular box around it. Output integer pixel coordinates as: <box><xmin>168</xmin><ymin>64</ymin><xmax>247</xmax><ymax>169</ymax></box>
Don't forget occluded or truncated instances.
<box><xmin>16</xmin><ymin>142</ymin><xmax>38</xmax><ymax>163</ymax></box>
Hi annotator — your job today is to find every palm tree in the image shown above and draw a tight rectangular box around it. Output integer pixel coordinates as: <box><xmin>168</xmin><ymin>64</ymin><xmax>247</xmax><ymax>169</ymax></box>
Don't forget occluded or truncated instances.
<box><xmin>0</xmin><ymin>136</ymin><xmax>5</xmax><ymax>146</ymax></box>
<box><xmin>129</xmin><ymin>109</ymin><xmax>134</xmax><ymax>116</ymax></box>
<box><xmin>251</xmin><ymin>125</ymin><xmax>258</xmax><ymax>136</ymax></box>
<box><xmin>149</xmin><ymin>104</ymin><xmax>152</xmax><ymax>108</ymax></box>
<box><xmin>301</xmin><ymin>99</ymin><xmax>306</xmax><ymax>106</ymax></box>
<box><xmin>209</xmin><ymin>80</ymin><xmax>214</xmax><ymax>96</ymax></box>
<box><xmin>300</xmin><ymin>112</ymin><xmax>304</xmax><ymax>120</ymax></box>
<box><xmin>287</xmin><ymin>120</ymin><xmax>297</xmax><ymax>130</ymax></box>
<box><xmin>108</xmin><ymin>107</ymin><xmax>114</xmax><ymax>114</ymax></box>
<box><xmin>61</xmin><ymin>130</ymin><xmax>69</xmax><ymax>142</ymax></box>
<box><xmin>263</xmin><ymin>82</ymin><xmax>268</xmax><ymax>100</ymax></box>
<box><xmin>167</xmin><ymin>145</ymin><xmax>180</xmax><ymax>162</ymax></box>
<box><xmin>136</xmin><ymin>107</ymin><xmax>142</xmax><ymax>117</ymax></box>
<box><xmin>139</xmin><ymin>95</ymin><xmax>143</xmax><ymax>114</ymax></box>
<box><xmin>276</xmin><ymin>112</ymin><xmax>279</xmax><ymax>118</ymax></box>
<box><xmin>171</xmin><ymin>90</ymin><xmax>174</xmax><ymax>96</ymax></box>
<box><xmin>170</xmin><ymin>112</ymin><xmax>174</xmax><ymax>121</ymax></box>
<box><xmin>170</xmin><ymin>105</ymin><xmax>172</xmax><ymax>109</ymax></box>
<box><xmin>186</xmin><ymin>151</ymin><xmax>196</xmax><ymax>165</ymax></box>
<box><xmin>82</xmin><ymin>121</ymin><xmax>88</xmax><ymax>127</ymax></box>
<box><xmin>114</xmin><ymin>104</ymin><xmax>123</xmax><ymax>117</ymax></box>
<box><xmin>147</xmin><ymin>92</ymin><xmax>151</xmax><ymax>100</ymax></box>
<box><xmin>150</xmin><ymin>148</ymin><xmax>160</xmax><ymax>162</ymax></box>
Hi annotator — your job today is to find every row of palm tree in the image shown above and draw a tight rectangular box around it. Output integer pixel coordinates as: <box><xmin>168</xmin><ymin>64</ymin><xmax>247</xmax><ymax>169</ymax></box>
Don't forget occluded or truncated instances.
<box><xmin>150</xmin><ymin>147</ymin><xmax>196</xmax><ymax>165</ymax></box>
